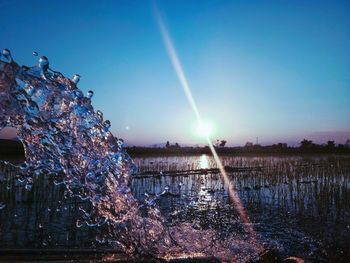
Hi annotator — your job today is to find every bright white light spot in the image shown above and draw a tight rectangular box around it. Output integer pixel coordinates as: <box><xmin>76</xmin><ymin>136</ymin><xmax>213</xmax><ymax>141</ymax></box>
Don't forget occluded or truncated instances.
<box><xmin>196</xmin><ymin>122</ymin><xmax>212</xmax><ymax>138</ymax></box>
<box><xmin>125</xmin><ymin>126</ymin><xmax>129</xmax><ymax>130</ymax></box>
<box><xmin>199</xmin><ymin>154</ymin><xmax>209</xmax><ymax>169</ymax></box>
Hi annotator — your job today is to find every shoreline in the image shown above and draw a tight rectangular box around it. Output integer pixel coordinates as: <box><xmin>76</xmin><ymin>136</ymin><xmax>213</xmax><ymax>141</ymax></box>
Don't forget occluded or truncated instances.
<box><xmin>1</xmin><ymin>139</ymin><xmax>349</xmax><ymax>160</ymax></box>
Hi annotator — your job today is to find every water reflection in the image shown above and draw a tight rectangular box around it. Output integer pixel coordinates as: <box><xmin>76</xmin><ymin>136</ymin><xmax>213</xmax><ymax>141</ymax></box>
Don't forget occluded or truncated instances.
<box><xmin>131</xmin><ymin>155</ymin><xmax>350</xmax><ymax>260</ymax></box>
<box><xmin>199</xmin><ymin>154</ymin><xmax>209</xmax><ymax>169</ymax></box>
<box><xmin>1</xmin><ymin>155</ymin><xmax>350</xmax><ymax>261</ymax></box>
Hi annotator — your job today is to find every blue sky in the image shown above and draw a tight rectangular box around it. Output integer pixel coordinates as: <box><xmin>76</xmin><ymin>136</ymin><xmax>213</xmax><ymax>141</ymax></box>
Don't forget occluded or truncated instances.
<box><xmin>0</xmin><ymin>0</ymin><xmax>349</xmax><ymax>145</ymax></box>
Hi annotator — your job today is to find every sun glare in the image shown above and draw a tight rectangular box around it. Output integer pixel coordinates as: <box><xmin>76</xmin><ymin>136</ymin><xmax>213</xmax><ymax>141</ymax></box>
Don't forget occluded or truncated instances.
<box><xmin>196</xmin><ymin>121</ymin><xmax>212</xmax><ymax>138</ymax></box>
<box><xmin>199</xmin><ymin>154</ymin><xmax>209</xmax><ymax>169</ymax></box>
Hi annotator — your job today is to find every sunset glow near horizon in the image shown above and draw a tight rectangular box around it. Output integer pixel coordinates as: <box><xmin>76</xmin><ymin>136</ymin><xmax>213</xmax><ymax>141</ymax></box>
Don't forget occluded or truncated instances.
<box><xmin>0</xmin><ymin>0</ymin><xmax>349</xmax><ymax>146</ymax></box>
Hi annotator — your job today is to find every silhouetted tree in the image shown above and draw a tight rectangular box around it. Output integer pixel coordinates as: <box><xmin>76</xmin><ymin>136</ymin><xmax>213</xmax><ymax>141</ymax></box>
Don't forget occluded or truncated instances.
<box><xmin>165</xmin><ymin>141</ymin><xmax>170</xmax><ymax>148</ymax></box>
<box><xmin>300</xmin><ymin>139</ymin><xmax>313</xmax><ymax>148</ymax></box>
<box><xmin>277</xmin><ymin>143</ymin><xmax>287</xmax><ymax>148</ymax></box>
<box><xmin>338</xmin><ymin>144</ymin><xmax>345</xmax><ymax>149</ymax></box>
<box><xmin>174</xmin><ymin>142</ymin><xmax>180</xmax><ymax>148</ymax></box>
<box><xmin>346</xmin><ymin>139</ymin><xmax>350</xmax><ymax>148</ymax></box>
<box><xmin>245</xmin><ymin>142</ymin><xmax>254</xmax><ymax>148</ymax></box>
<box><xmin>327</xmin><ymin>140</ymin><xmax>335</xmax><ymax>148</ymax></box>
<box><xmin>220</xmin><ymin>140</ymin><xmax>227</xmax><ymax>147</ymax></box>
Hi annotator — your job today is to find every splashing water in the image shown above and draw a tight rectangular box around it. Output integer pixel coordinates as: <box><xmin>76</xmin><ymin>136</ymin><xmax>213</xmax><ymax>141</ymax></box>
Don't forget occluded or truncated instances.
<box><xmin>0</xmin><ymin>50</ymin><xmax>261</xmax><ymax>261</ymax></box>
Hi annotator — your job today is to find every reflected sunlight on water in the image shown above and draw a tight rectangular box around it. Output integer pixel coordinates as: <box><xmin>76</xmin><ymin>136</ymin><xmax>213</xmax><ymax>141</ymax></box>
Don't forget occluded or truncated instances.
<box><xmin>199</xmin><ymin>154</ymin><xmax>209</xmax><ymax>169</ymax></box>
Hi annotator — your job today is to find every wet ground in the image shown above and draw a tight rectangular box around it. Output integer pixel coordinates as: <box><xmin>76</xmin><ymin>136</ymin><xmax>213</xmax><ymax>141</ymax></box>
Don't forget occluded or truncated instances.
<box><xmin>131</xmin><ymin>155</ymin><xmax>350</xmax><ymax>262</ymax></box>
<box><xmin>1</xmin><ymin>154</ymin><xmax>350</xmax><ymax>262</ymax></box>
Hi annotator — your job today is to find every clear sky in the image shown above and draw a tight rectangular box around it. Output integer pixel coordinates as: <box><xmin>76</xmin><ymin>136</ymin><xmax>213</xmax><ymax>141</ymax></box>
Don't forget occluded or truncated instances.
<box><xmin>0</xmin><ymin>0</ymin><xmax>349</xmax><ymax>146</ymax></box>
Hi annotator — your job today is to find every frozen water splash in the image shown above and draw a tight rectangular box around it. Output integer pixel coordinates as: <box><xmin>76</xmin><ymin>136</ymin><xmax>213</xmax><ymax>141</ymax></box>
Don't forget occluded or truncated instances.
<box><xmin>0</xmin><ymin>50</ymin><xmax>261</xmax><ymax>261</ymax></box>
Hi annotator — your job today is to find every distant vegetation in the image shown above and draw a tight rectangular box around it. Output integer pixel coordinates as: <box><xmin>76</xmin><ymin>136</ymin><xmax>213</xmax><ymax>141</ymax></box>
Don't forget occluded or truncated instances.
<box><xmin>1</xmin><ymin>138</ymin><xmax>350</xmax><ymax>159</ymax></box>
<box><xmin>126</xmin><ymin>139</ymin><xmax>350</xmax><ymax>156</ymax></box>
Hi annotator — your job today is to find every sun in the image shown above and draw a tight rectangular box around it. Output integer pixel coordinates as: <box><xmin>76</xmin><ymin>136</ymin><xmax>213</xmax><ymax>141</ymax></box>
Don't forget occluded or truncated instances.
<box><xmin>196</xmin><ymin>121</ymin><xmax>213</xmax><ymax>138</ymax></box>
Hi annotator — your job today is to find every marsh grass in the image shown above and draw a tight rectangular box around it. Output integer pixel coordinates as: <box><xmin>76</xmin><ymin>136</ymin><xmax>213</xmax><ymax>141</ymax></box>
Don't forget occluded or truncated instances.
<box><xmin>1</xmin><ymin>155</ymin><xmax>350</xmax><ymax>261</ymax></box>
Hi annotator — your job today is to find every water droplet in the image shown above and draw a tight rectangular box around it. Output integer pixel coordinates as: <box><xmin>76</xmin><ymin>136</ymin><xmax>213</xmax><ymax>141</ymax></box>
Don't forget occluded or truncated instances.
<box><xmin>97</xmin><ymin>217</ymin><xmax>108</xmax><ymax>226</ymax></box>
<box><xmin>76</xmin><ymin>219</ymin><xmax>84</xmax><ymax>228</ymax></box>
<box><xmin>86</xmin><ymin>90</ymin><xmax>94</xmax><ymax>99</ymax></box>
<box><xmin>38</xmin><ymin>56</ymin><xmax>49</xmax><ymax>72</ymax></box>
<box><xmin>0</xmin><ymin>202</ymin><xmax>6</xmax><ymax>210</ymax></box>
<box><xmin>96</xmin><ymin>110</ymin><xmax>103</xmax><ymax>120</ymax></box>
<box><xmin>72</xmin><ymin>74</ymin><xmax>80</xmax><ymax>84</ymax></box>
<box><xmin>96</xmin><ymin>235</ymin><xmax>105</xmax><ymax>243</ymax></box>
<box><xmin>25</xmin><ymin>183</ymin><xmax>33</xmax><ymax>191</ymax></box>
<box><xmin>18</xmin><ymin>178</ymin><xmax>26</xmax><ymax>184</ymax></box>
<box><xmin>33</xmin><ymin>51</ymin><xmax>38</xmax><ymax>56</ymax></box>
<box><xmin>54</xmin><ymin>180</ymin><xmax>64</xmax><ymax>186</ymax></box>
<box><xmin>2</xmin><ymin>48</ymin><xmax>13</xmax><ymax>62</ymax></box>
<box><xmin>25</xmin><ymin>85</ymin><xmax>35</xmax><ymax>96</ymax></box>
<box><xmin>117</xmin><ymin>139</ymin><xmax>124</xmax><ymax>147</ymax></box>
<box><xmin>20</xmin><ymin>163</ymin><xmax>28</xmax><ymax>170</ymax></box>
<box><xmin>104</xmin><ymin>120</ymin><xmax>111</xmax><ymax>129</ymax></box>
<box><xmin>73</xmin><ymin>90</ymin><xmax>83</xmax><ymax>99</ymax></box>
<box><xmin>38</xmin><ymin>223</ymin><xmax>43</xmax><ymax>228</ymax></box>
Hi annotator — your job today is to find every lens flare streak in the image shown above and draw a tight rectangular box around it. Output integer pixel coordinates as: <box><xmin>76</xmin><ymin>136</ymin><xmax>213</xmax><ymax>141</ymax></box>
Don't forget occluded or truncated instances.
<box><xmin>154</xmin><ymin>6</ymin><xmax>259</xmax><ymax>243</ymax></box>
<box><xmin>154</xmin><ymin>7</ymin><xmax>201</xmax><ymax>122</ymax></box>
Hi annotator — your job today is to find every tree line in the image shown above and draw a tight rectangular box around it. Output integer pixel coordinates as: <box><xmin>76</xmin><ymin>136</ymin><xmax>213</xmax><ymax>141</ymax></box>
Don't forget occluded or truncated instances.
<box><xmin>126</xmin><ymin>139</ymin><xmax>350</xmax><ymax>156</ymax></box>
